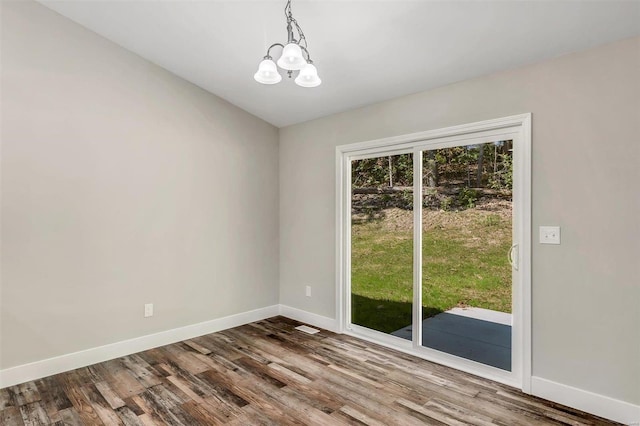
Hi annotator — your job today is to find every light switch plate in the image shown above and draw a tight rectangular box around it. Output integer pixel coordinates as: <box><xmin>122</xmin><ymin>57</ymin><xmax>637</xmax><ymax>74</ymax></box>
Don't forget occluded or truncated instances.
<box><xmin>539</xmin><ymin>226</ymin><xmax>561</xmax><ymax>244</ymax></box>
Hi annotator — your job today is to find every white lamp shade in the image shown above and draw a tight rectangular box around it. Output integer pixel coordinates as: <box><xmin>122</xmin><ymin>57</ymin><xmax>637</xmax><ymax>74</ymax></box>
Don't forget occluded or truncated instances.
<box><xmin>254</xmin><ymin>59</ymin><xmax>282</xmax><ymax>84</ymax></box>
<box><xmin>294</xmin><ymin>63</ymin><xmax>321</xmax><ymax>87</ymax></box>
<box><xmin>276</xmin><ymin>43</ymin><xmax>306</xmax><ymax>70</ymax></box>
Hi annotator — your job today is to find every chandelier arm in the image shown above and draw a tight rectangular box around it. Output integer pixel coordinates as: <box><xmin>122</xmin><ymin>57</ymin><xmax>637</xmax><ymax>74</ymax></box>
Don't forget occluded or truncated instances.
<box><xmin>265</xmin><ymin>43</ymin><xmax>284</xmax><ymax>58</ymax></box>
<box><xmin>299</xmin><ymin>45</ymin><xmax>312</xmax><ymax>63</ymax></box>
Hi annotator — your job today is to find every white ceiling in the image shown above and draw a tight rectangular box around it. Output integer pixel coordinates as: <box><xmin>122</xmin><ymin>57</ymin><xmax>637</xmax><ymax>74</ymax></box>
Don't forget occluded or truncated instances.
<box><xmin>39</xmin><ymin>1</ymin><xmax>640</xmax><ymax>128</ymax></box>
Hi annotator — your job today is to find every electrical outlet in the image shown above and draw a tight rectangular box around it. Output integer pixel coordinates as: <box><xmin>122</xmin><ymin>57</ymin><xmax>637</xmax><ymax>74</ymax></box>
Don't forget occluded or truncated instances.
<box><xmin>144</xmin><ymin>303</ymin><xmax>154</xmax><ymax>317</ymax></box>
<box><xmin>305</xmin><ymin>286</ymin><xmax>311</xmax><ymax>297</ymax></box>
<box><xmin>539</xmin><ymin>226</ymin><xmax>561</xmax><ymax>244</ymax></box>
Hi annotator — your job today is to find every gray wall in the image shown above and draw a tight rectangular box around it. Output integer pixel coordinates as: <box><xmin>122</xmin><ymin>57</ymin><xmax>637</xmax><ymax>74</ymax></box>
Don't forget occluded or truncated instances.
<box><xmin>280</xmin><ymin>36</ymin><xmax>640</xmax><ymax>404</ymax></box>
<box><xmin>1</xmin><ymin>1</ymin><xmax>279</xmax><ymax>369</ymax></box>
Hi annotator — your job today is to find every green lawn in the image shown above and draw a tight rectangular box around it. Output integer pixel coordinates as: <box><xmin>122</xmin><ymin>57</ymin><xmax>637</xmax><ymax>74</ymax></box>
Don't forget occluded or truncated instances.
<box><xmin>351</xmin><ymin>208</ymin><xmax>512</xmax><ymax>334</ymax></box>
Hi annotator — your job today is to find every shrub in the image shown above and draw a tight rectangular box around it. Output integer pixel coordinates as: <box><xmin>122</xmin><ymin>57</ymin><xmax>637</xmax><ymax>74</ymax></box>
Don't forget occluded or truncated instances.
<box><xmin>458</xmin><ymin>187</ymin><xmax>479</xmax><ymax>209</ymax></box>
<box><xmin>440</xmin><ymin>197</ymin><xmax>452</xmax><ymax>211</ymax></box>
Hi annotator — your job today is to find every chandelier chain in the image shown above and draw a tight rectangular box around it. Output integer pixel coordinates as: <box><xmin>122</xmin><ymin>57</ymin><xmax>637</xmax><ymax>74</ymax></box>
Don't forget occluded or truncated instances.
<box><xmin>284</xmin><ymin>0</ymin><xmax>308</xmax><ymax>51</ymax></box>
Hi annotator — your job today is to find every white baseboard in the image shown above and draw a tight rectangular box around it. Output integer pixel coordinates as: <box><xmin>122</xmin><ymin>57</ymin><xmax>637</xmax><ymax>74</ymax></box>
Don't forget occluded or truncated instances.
<box><xmin>531</xmin><ymin>376</ymin><xmax>640</xmax><ymax>424</ymax></box>
<box><xmin>0</xmin><ymin>305</ymin><xmax>280</xmax><ymax>389</ymax></box>
<box><xmin>278</xmin><ymin>304</ymin><xmax>339</xmax><ymax>332</ymax></box>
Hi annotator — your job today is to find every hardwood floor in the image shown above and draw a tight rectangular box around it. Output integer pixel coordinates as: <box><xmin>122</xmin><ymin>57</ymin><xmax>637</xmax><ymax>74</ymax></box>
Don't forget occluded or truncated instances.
<box><xmin>0</xmin><ymin>316</ymin><xmax>617</xmax><ymax>425</ymax></box>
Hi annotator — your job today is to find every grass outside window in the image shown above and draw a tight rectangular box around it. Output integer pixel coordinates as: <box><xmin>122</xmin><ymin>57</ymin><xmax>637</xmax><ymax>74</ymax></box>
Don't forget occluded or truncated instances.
<box><xmin>351</xmin><ymin>205</ymin><xmax>512</xmax><ymax>334</ymax></box>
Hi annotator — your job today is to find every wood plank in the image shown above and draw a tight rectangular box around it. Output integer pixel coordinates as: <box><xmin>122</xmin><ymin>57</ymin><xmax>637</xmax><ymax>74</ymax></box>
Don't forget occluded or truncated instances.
<box><xmin>163</xmin><ymin>345</ymin><xmax>212</xmax><ymax>375</ymax></box>
<box><xmin>0</xmin><ymin>388</ymin><xmax>15</xmax><ymax>410</ymax></box>
<box><xmin>197</xmin><ymin>368</ymin><xmax>306</xmax><ymax>425</ymax></box>
<box><xmin>201</xmin><ymin>395</ymin><xmax>245</xmax><ymax>424</ymax></box>
<box><xmin>308</xmin><ymin>376</ymin><xmax>427</xmax><ymax>426</ymax></box>
<box><xmin>81</xmin><ymin>383</ymin><xmax>124</xmax><ymax>425</ymax></box>
<box><xmin>267</xmin><ymin>362</ymin><xmax>313</xmax><ymax>384</ymax></box>
<box><xmin>182</xmin><ymin>339</ymin><xmax>212</xmax><ymax>355</ymax></box>
<box><xmin>165</xmin><ymin>376</ymin><xmax>204</xmax><ymax>404</ymax></box>
<box><xmin>94</xmin><ymin>380</ymin><xmax>126</xmax><ymax>410</ymax></box>
<box><xmin>157</xmin><ymin>377</ymin><xmax>192</xmax><ymax>404</ymax></box>
<box><xmin>120</xmin><ymin>355</ymin><xmax>163</xmax><ymax>388</ymax></box>
<box><xmin>98</xmin><ymin>360</ymin><xmax>146</xmax><ymax>399</ymax></box>
<box><xmin>226</xmin><ymin>405</ymin><xmax>276</xmax><ymax>426</ymax></box>
<box><xmin>57</xmin><ymin>408</ymin><xmax>84</xmax><ymax>426</ymax></box>
<box><xmin>179</xmin><ymin>400</ymin><xmax>223</xmax><ymax>426</ymax></box>
<box><xmin>338</xmin><ymin>405</ymin><xmax>390</xmax><ymax>426</ymax></box>
<box><xmin>395</xmin><ymin>397</ymin><xmax>468</xmax><ymax>426</ymax></box>
<box><xmin>58</xmin><ymin>375</ymin><xmax>104</xmax><ymax>425</ymax></box>
<box><xmin>137</xmin><ymin>389</ymin><xmax>184</xmax><ymax>426</ymax></box>
<box><xmin>18</xmin><ymin>402</ymin><xmax>50</xmax><ymax>426</ymax></box>
<box><xmin>11</xmin><ymin>382</ymin><xmax>41</xmax><ymax>406</ymax></box>
<box><xmin>137</xmin><ymin>413</ymin><xmax>158</xmax><ymax>426</ymax></box>
<box><xmin>140</xmin><ymin>385</ymin><xmax>200</xmax><ymax>426</ymax></box>
<box><xmin>234</xmin><ymin>357</ymin><xmax>287</xmax><ymax>389</ymax></box>
<box><xmin>34</xmin><ymin>377</ymin><xmax>69</xmax><ymax>423</ymax></box>
<box><xmin>129</xmin><ymin>394</ymin><xmax>166</xmax><ymax>425</ymax></box>
<box><xmin>115</xmin><ymin>406</ymin><xmax>145</xmax><ymax>426</ymax></box>
<box><xmin>121</xmin><ymin>396</ymin><xmax>145</xmax><ymax>416</ymax></box>
<box><xmin>195</xmin><ymin>370</ymin><xmax>250</xmax><ymax>409</ymax></box>
<box><xmin>0</xmin><ymin>406</ymin><xmax>26</xmax><ymax>426</ymax></box>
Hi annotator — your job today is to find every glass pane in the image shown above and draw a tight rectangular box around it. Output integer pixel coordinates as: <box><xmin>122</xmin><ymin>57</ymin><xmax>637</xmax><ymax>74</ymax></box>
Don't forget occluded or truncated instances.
<box><xmin>421</xmin><ymin>141</ymin><xmax>513</xmax><ymax>370</ymax></box>
<box><xmin>351</xmin><ymin>153</ymin><xmax>413</xmax><ymax>338</ymax></box>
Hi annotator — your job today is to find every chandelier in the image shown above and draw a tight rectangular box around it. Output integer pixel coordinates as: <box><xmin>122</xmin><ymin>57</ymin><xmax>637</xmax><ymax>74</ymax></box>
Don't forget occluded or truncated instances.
<box><xmin>254</xmin><ymin>0</ymin><xmax>321</xmax><ymax>88</ymax></box>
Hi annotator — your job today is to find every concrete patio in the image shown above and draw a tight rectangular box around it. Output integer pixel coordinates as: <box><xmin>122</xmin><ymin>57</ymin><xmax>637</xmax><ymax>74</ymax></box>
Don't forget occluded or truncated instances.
<box><xmin>391</xmin><ymin>307</ymin><xmax>512</xmax><ymax>371</ymax></box>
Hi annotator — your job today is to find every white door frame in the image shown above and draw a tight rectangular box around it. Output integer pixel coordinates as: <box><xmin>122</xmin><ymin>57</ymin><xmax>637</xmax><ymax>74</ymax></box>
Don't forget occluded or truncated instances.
<box><xmin>335</xmin><ymin>113</ymin><xmax>532</xmax><ymax>392</ymax></box>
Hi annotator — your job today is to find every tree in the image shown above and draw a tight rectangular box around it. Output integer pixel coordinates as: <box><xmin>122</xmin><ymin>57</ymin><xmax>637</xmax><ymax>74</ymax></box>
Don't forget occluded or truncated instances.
<box><xmin>476</xmin><ymin>145</ymin><xmax>484</xmax><ymax>187</ymax></box>
<box><xmin>425</xmin><ymin>150</ymin><xmax>438</xmax><ymax>187</ymax></box>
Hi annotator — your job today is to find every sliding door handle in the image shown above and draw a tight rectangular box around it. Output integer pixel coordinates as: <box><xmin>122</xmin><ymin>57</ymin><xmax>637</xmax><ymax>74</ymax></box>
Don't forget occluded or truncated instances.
<box><xmin>508</xmin><ymin>243</ymin><xmax>519</xmax><ymax>271</ymax></box>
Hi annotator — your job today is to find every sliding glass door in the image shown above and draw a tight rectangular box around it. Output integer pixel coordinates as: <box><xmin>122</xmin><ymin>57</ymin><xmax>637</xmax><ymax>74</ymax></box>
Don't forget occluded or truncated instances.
<box><xmin>341</xmin><ymin>115</ymin><xmax>530</xmax><ymax>388</ymax></box>
<box><xmin>419</xmin><ymin>142</ymin><xmax>514</xmax><ymax>371</ymax></box>
<box><xmin>350</xmin><ymin>153</ymin><xmax>414</xmax><ymax>339</ymax></box>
